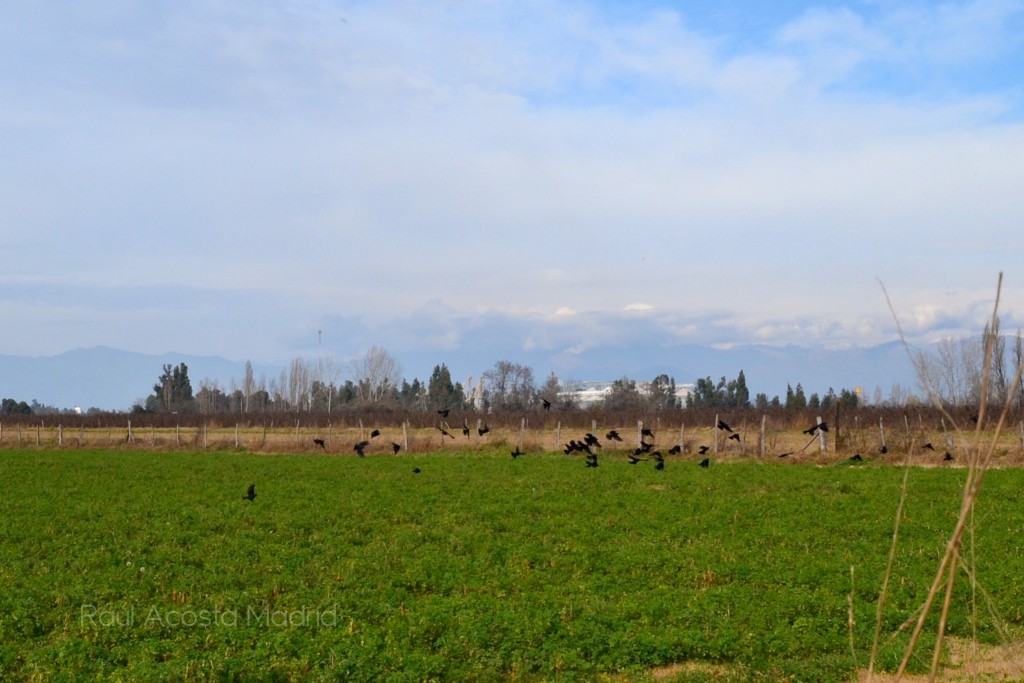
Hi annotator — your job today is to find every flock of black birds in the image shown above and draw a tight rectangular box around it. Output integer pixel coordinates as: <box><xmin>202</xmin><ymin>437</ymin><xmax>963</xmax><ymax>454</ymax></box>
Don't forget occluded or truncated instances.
<box><xmin>241</xmin><ymin>412</ymin><xmax>960</xmax><ymax>500</ymax></box>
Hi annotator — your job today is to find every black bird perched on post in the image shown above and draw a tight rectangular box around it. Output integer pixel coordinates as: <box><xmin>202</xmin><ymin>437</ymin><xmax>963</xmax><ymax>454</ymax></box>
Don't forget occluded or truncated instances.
<box><xmin>728</xmin><ymin>433</ymin><xmax>740</xmax><ymax>442</ymax></box>
<box><xmin>354</xmin><ymin>440</ymin><xmax>369</xmax><ymax>456</ymax></box>
<box><xmin>391</xmin><ymin>442</ymin><xmax>401</xmax><ymax>455</ymax></box>
<box><xmin>542</xmin><ymin>398</ymin><xmax>551</xmax><ymax>411</ymax></box>
<box><xmin>313</xmin><ymin>438</ymin><xmax>326</xmax><ymax>449</ymax></box>
<box><xmin>243</xmin><ymin>484</ymin><xmax>256</xmax><ymax>501</ymax></box>
<box><xmin>699</xmin><ymin>458</ymin><xmax>710</xmax><ymax>468</ymax></box>
<box><xmin>717</xmin><ymin>420</ymin><xmax>732</xmax><ymax>432</ymax></box>
<box><xmin>606</xmin><ymin>430</ymin><xmax>623</xmax><ymax>442</ymax></box>
<box><xmin>668</xmin><ymin>445</ymin><xmax>682</xmax><ymax>455</ymax></box>
<box><xmin>370</xmin><ymin>429</ymin><xmax>381</xmax><ymax>439</ymax></box>
<box><xmin>697</xmin><ymin>445</ymin><xmax>710</xmax><ymax>455</ymax></box>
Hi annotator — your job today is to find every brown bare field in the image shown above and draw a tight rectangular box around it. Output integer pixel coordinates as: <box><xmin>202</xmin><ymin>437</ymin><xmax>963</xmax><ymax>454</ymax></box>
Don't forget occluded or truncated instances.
<box><xmin>3</xmin><ymin>408</ymin><xmax>1023</xmax><ymax>466</ymax></box>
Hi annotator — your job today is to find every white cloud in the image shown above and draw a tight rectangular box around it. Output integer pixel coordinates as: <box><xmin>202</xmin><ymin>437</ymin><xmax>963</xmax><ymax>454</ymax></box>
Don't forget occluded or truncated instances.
<box><xmin>1</xmin><ymin>1</ymin><xmax>1023</xmax><ymax>365</ymax></box>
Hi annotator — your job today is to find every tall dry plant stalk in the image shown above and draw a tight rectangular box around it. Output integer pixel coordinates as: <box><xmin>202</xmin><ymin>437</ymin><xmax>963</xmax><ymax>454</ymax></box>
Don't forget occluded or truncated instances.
<box><xmin>871</xmin><ymin>273</ymin><xmax>1024</xmax><ymax>682</ymax></box>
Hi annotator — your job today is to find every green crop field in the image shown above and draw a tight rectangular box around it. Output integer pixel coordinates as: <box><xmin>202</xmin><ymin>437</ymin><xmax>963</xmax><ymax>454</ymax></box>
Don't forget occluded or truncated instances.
<box><xmin>2</xmin><ymin>448</ymin><xmax>1023</xmax><ymax>682</ymax></box>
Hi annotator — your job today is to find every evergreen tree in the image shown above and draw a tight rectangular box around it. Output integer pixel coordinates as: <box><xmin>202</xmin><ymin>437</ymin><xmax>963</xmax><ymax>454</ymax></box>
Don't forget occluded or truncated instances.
<box><xmin>427</xmin><ymin>364</ymin><xmax>462</xmax><ymax>410</ymax></box>
<box><xmin>144</xmin><ymin>363</ymin><xmax>194</xmax><ymax>412</ymax></box>
<box><xmin>647</xmin><ymin>374</ymin><xmax>678</xmax><ymax>409</ymax></box>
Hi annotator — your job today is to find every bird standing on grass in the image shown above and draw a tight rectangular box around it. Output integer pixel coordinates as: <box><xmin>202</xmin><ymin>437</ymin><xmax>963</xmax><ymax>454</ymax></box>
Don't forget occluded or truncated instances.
<box><xmin>606</xmin><ymin>430</ymin><xmax>623</xmax><ymax>442</ymax></box>
<box><xmin>391</xmin><ymin>442</ymin><xmax>402</xmax><ymax>455</ymax></box>
<box><xmin>699</xmin><ymin>458</ymin><xmax>710</xmax><ymax>468</ymax></box>
<box><xmin>243</xmin><ymin>484</ymin><xmax>256</xmax><ymax>501</ymax></box>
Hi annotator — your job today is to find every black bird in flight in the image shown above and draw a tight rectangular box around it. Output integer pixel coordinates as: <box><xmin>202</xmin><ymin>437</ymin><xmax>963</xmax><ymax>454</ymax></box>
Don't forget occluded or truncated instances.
<box><xmin>879</xmin><ymin>445</ymin><xmax>889</xmax><ymax>454</ymax></box>
<box><xmin>654</xmin><ymin>459</ymin><xmax>665</xmax><ymax>471</ymax></box>
<box><xmin>697</xmin><ymin>445</ymin><xmax>710</xmax><ymax>455</ymax></box>
<box><xmin>412</xmin><ymin>467</ymin><xmax>422</xmax><ymax>474</ymax></box>
<box><xmin>627</xmin><ymin>453</ymin><xmax>646</xmax><ymax>464</ymax></box>
<box><xmin>777</xmin><ymin>452</ymin><xmax>793</xmax><ymax>458</ymax></box>
<box><xmin>391</xmin><ymin>442</ymin><xmax>401</xmax><ymax>455</ymax></box>
<box><xmin>943</xmin><ymin>452</ymin><xmax>954</xmax><ymax>461</ymax></box>
<box><xmin>462</xmin><ymin>420</ymin><xmax>471</xmax><ymax>438</ymax></box>
<box><xmin>243</xmin><ymin>484</ymin><xmax>256</xmax><ymax>501</ymax></box>
<box><xmin>637</xmin><ymin>440</ymin><xmax>654</xmax><ymax>453</ymax></box>
<box><xmin>584</xmin><ymin>433</ymin><xmax>601</xmax><ymax>448</ymax></box>
<box><xmin>478</xmin><ymin>424</ymin><xmax>490</xmax><ymax>437</ymax></box>
<box><xmin>728</xmin><ymin>433</ymin><xmax>740</xmax><ymax>442</ymax></box>
<box><xmin>667</xmin><ymin>445</ymin><xmax>682</xmax><ymax>455</ymax></box>
<box><xmin>438</xmin><ymin>408</ymin><xmax>450</xmax><ymax>418</ymax></box>
<box><xmin>606</xmin><ymin>430</ymin><xmax>623</xmax><ymax>442</ymax></box>
<box><xmin>354</xmin><ymin>440</ymin><xmax>369</xmax><ymax>456</ymax></box>
<box><xmin>542</xmin><ymin>398</ymin><xmax>551</xmax><ymax>411</ymax></box>
<box><xmin>511</xmin><ymin>447</ymin><xmax>525</xmax><ymax>458</ymax></box>
<box><xmin>370</xmin><ymin>429</ymin><xmax>381</xmax><ymax>439</ymax></box>
<box><xmin>313</xmin><ymin>438</ymin><xmax>326</xmax><ymax>449</ymax></box>
<box><xmin>923</xmin><ymin>442</ymin><xmax>935</xmax><ymax>451</ymax></box>
<box><xmin>585</xmin><ymin>453</ymin><xmax>598</xmax><ymax>468</ymax></box>
<box><xmin>849</xmin><ymin>454</ymin><xmax>863</xmax><ymax>462</ymax></box>
<box><xmin>437</xmin><ymin>427</ymin><xmax>455</xmax><ymax>440</ymax></box>
<box><xmin>803</xmin><ymin>421</ymin><xmax>830</xmax><ymax>436</ymax></box>
<box><xmin>699</xmin><ymin>458</ymin><xmax>710</xmax><ymax>468</ymax></box>
<box><xmin>717</xmin><ymin>420</ymin><xmax>732</xmax><ymax>432</ymax></box>
<box><xmin>641</xmin><ymin>427</ymin><xmax>654</xmax><ymax>439</ymax></box>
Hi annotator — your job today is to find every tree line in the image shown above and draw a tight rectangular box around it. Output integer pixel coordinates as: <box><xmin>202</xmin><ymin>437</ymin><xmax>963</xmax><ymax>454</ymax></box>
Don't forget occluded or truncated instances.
<box><xmin>126</xmin><ymin>348</ymin><xmax>864</xmax><ymax>417</ymax></box>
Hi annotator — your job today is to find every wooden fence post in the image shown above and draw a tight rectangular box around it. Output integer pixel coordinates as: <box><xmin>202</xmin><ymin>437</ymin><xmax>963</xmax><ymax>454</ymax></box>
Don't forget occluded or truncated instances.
<box><xmin>713</xmin><ymin>414</ymin><xmax>719</xmax><ymax>455</ymax></box>
<box><xmin>760</xmin><ymin>415</ymin><xmax>767</xmax><ymax>457</ymax></box>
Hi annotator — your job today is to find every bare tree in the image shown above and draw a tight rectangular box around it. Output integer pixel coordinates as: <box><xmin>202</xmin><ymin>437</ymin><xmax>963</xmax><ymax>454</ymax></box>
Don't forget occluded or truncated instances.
<box><xmin>482</xmin><ymin>360</ymin><xmax>536</xmax><ymax>410</ymax></box>
<box><xmin>350</xmin><ymin>346</ymin><xmax>402</xmax><ymax>403</ymax></box>
<box><xmin>286</xmin><ymin>357</ymin><xmax>313</xmax><ymax>410</ymax></box>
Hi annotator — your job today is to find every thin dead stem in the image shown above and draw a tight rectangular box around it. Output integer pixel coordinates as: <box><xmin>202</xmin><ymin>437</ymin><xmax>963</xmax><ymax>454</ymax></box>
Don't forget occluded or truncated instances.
<box><xmin>877</xmin><ymin>273</ymin><xmax>1024</xmax><ymax>683</ymax></box>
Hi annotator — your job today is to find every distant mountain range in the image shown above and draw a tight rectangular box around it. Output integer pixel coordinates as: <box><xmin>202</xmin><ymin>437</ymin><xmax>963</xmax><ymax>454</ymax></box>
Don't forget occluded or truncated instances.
<box><xmin>0</xmin><ymin>342</ymin><xmax>923</xmax><ymax>412</ymax></box>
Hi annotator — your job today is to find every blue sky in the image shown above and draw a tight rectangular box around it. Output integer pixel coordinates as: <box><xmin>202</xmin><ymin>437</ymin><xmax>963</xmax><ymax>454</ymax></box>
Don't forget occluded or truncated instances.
<box><xmin>2</xmin><ymin>0</ymin><xmax>1023</xmax><ymax>382</ymax></box>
